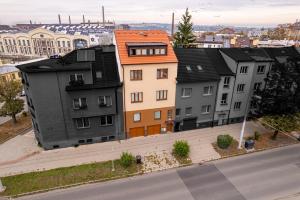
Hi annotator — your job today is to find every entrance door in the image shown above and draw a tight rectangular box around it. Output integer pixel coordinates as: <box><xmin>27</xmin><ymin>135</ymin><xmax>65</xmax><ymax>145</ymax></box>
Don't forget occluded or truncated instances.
<box><xmin>182</xmin><ymin>118</ymin><xmax>197</xmax><ymax>131</ymax></box>
<box><xmin>147</xmin><ymin>124</ymin><xmax>161</xmax><ymax>135</ymax></box>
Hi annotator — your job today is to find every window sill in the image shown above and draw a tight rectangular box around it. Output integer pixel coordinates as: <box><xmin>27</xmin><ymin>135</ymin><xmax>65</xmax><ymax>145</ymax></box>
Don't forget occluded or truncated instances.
<box><xmin>156</xmin><ymin>99</ymin><xmax>167</xmax><ymax>101</ymax></box>
<box><xmin>100</xmin><ymin>124</ymin><xmax>113</xmax><ymax>127</ymax></box>
<box><xmin>181</xmin><ymin>96</ymin><xmax>191</xmax><ymax>98</ymax></box>
<box><xmin>76</xmin><ymin>126</ymin><xmax>90</xmax><ymax>129</ymax></box>
<box><xmin>203</xmin><ymin>94</ymin><xmax>212</xmax><ymax>96</ymax></box>
<box><xmin>201</xmin><ymin>112</ymin><xmax>210</xmax><ymax>115</ymax></box>
<box><xmin>220</xmin><ymin>103</ymin><xmax>228</xmax><ymax>106</ymax></box>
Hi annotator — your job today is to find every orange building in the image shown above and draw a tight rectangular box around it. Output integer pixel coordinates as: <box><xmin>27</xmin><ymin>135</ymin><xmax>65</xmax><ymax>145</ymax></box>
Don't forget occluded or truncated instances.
<box><xmin>114</xmin><ymin>30</ymin><xmax>178</xmax><ymax>138</ymax></box>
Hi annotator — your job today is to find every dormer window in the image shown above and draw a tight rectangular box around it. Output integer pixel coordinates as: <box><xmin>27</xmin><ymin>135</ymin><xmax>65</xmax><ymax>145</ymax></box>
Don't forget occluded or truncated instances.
<box><xmin>186</xmin><ymin>65</ymin><xmax>192</xmax><ymax>71</ymax></box>
<box><xmin>197</xmin><ymin>65</ymin><xmax>203</xmax><ymax>71</ymax></box>
<box><xmin>127</xmin><ymin>42</ymin><xmax>167</xmax><ymax>57</ymax></box>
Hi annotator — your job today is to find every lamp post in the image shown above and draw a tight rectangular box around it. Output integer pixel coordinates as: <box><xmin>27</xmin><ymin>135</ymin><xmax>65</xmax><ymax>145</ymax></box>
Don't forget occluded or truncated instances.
<box><xmin>0</xmin><ymin>178</ymin><xmax>6</xmax><ymax>193</ymax></box>
<box><xmin>111</xmin><ymin>145</ymin><xmax>115</xmax><ymax>172</ymax></box>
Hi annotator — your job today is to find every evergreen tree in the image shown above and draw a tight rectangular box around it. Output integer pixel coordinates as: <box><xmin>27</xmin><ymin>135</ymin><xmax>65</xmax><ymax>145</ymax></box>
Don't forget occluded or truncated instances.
<box><xmin>0</xmin><ymin>79</ymin><xmax>24</xmax><ymax>124</ymax></box>
<box><xmin>253</xmin><ymin>58</ymin><xmax>300</xmax><ymax>115</ymax></box>
<box><xmin>173</xmin><ymin>8</ymin><xmax>196</xmax><ymax>48</ymax></box>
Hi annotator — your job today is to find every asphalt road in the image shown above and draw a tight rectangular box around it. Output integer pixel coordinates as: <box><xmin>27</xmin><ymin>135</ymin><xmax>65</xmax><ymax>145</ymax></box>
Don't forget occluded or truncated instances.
<box><xmin>18</xmin><ymin>144</ymin><xmax>300</xmax><ymax>200</ymax></box>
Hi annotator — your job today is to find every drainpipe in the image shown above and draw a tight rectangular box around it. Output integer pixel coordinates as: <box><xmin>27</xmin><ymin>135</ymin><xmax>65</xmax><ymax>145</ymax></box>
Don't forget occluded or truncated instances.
<box><xmin>227</xmin><ymin>61</ymin><xmax>239</xmax><ymax>124</ymax></box>
<box><xmin>211</xmin><ymin>79</ymin><xmax>220</xmax><ymax>127</ymax></box>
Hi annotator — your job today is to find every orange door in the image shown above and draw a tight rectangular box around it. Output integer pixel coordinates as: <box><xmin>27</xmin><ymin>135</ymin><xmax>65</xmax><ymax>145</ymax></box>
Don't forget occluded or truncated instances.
<box><xmin>129</xmin><ymin>127</ymin><xmax>145</xmax><ymax>138</ymax></box>
<box><xmin>167</xmin><ymin>124</ymin><xmax>173</xmax><ymax>132</ymax></box>
<box><xmin>147</xmin><ymin>124</ymin><xmax>161</xmax><ymax>135</ymax></box>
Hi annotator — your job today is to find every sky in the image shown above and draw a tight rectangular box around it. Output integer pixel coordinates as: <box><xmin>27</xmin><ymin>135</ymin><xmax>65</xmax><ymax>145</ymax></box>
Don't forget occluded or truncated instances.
<box><xmin>0</xmin><ymin>0</ymin><xmax>300</xmax><ymax>27</ymax></box>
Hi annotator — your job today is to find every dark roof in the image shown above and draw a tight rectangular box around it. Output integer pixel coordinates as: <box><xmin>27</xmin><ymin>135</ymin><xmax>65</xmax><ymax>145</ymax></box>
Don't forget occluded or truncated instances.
<box><xmin>174</xmin><ymin>48</ymin><xmax>220</xmax><ymax>83</ymax></box>
<box><xmin>203</xmin><ymin>48</ymin><xmax>234</xmax><ymax>76</ymax></box>
<box><xmin>220</xmin><ymin>48</ymin><xmax>253</xmax><ymax>62</ymax></box>
<box><xmin>17</xmin><ymin>45</ymin><xmax>121</xmax><ymax>88</ymax></box>
<box><xmin>240</xmin><ymin>48</ymin><xmax>274</xmax><ymax>62</ymax></box>
<box><xmin>263</xmin><ymin>47</ymin><xmax>300</xmax><ymax>61</ymax></box>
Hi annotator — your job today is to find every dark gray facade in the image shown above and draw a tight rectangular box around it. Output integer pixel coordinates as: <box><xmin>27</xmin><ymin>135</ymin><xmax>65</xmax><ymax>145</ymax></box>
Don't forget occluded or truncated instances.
<box><xmin>18</xmin><ymin>46</ymin><xmax>124</xmax><ymax>150</ymax></box>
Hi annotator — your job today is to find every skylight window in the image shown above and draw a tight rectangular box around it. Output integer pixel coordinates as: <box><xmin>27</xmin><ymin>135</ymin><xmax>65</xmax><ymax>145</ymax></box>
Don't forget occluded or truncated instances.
<box><xmin>186</xmin><ymin>65</ymin><xmax>192</xmax><ymax>71</ymax></box>
<box><xmin>197</xmin><ymin>65</ymin><xmax>203</xmax><ymax>71</ymax></box>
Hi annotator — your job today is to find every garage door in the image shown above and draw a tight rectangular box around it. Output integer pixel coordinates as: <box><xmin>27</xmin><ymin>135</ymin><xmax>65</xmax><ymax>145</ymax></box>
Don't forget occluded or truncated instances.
<box><xmin>147</xmin><ymin>124</ymin><xmax>161</xmax><ymax>135</ymax></box>
<box><xmin>182</xmin><ymin>118</ymin><xmax>197</xmax><ymax>131</ymax></box>
<box><xmin>129</xmin><ymin>127</ymin><xmax>145</xmax><ymax>138</ymax></box>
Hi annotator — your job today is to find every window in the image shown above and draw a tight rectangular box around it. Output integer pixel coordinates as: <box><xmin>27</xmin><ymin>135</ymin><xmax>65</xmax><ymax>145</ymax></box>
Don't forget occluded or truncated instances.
<box><xmin>257</xmin><ymin>65</ymin><xmax>265</xmax><ymax>74</ymax></box>
<box><xmin>156</xmin><ymin>90</ymin><xmax>168</xmax><ymax>101</ymax></box>
<box><xmin>182</xmin><ymin>88</ymin><xmax>192</xmax><ymax>98</ymax></box>
<box><xmin>130</xmin><ymin>70</ymin><xmax>142</xmax><ymax>80</ymax></box>
<box><xmin>155</xmin><ymin>49</ymin><xmax>160</xmax><ymax>55</ymax></box>
<box><xmin>131</xmin><ymin>92</ymin><xmax>143</xmax><ymax>103</ymax></box>
<box><xmin>136</xmin><ymin>49</ymin><xmax>142</xmax><ymax>55</ymax></box>
<box><xmin>70</xmin><ymin>74</ymin><xmax>83</xmax><ymax>82</ymax></box>
<box><xmin>100</xmin><ymin>115</ymin><xmax>113</xmax><ymax>126</ymax></box>
<box><xmin>77</xmin><ymin>50</ymin><xmax>95</xmax><ymax>61</ymax></box>
<box><xmin>176</xmin><ymin>108</ymin><xmax>181</xmax><ymax>116</ymax></box>
<box><xmin>185</xmin><ymin>107</ymin><xmax>192</xmax><ymax>116</ymax></box>
<box><xmin>73</xmin><ymin>98</ymin><xmax>87</xmax><ymax>109</ymax></box>
<box><xmin>76</xmin><ymin>118</ymin><xmax>90</xmax><ymax>129</ymax></box>
<box><xmin>98</xmin><ymin>96</ymin><xmax>112</xmax><ymax>107</ymax></box>
<box><xmin>201</xmin><ymin>105</ymin><xmax>211</xmax><ymax>114</ymax></box>
<box><xmin>237</xmin><ymin>84</ymin><xmax>245</xmax><ymax>93</ymax></box>
<box><xmin>203</xmin><ymin>86</ymin><xmax>213</xmax><ymax>96</ymax></box>
<box><xmin>154</xmin><ymin>111</ymin><xmax>161</xmax><ymax>120</ymax></box>
<box><xmin>234</xmin><ymin>102</ymin><xmax>242</xmax><ymax>110</ymax></box>
<box><xmin>221</xmin><ymin>93</ymin><xmax>228</xmax><ymax>105</ymax></box>
<box><xmin>57</xmin><ymin>41</ymin><xmax>60</xmax><ymax>47</ymax></box>
<box><xmin>186</xmin><ymin>65</ymin><xmax>192</xmax><ymax>71</ymax></box>
<box><xmin>157</xmin><ymin>68</ymin><xmax>168</xmax><ymax>79</ymax></box>
<box><xmin>133</xmin><ymin>112</ymin><xmax>141</xmax><ymax>122</ymax></box>
<box><xmin>254</xmin><ymin>82</ymin><xmax>262</xmax><ymax>90</ymax></box>
<box><xmin>240</xmin><ymin>66</ymin><xmax>248</xmax><ymax>74</ymax></box>
<box><xmin>167</xmin><ymin>110</ymin><xmax>172</xmax><ymax>119</ymax></box>
<box><xmin>223</xmin><ymin>77</ymin><xmax>230</xmax><ymax>88</ymax></box>
<box><xmin>141</xmin><ymin>49</ymin><xmax>147</xmax><ymax>55</ymax></box>
<box><xmin>197</xmin><ymin>65</ymin><xmax>203</xmax><ymax>71</ymax></box>
<box><xmin>96</xmin><ymin>71</ymin><xmax>102</xmax><ymax>79</ymax></box>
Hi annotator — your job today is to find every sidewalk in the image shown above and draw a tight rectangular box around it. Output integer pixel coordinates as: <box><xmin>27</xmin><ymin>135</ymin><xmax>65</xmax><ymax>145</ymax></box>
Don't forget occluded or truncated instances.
<box><xmin>0</xmin><ymin>121</ymin><xmax>268</xmax><ymax>177</ymax></box>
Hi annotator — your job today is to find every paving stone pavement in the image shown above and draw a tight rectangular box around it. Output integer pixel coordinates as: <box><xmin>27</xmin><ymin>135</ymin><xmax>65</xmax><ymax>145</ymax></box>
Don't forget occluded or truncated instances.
<box><xmin>0</xmin><ymin>121</ymin><xmax>268</xmax><ymax>177</ymax></box>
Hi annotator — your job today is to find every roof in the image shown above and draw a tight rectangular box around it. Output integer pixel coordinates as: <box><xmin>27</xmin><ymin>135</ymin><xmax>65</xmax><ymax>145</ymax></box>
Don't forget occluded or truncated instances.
<box><xmin>126</xmin><ymin>42</ymin><xmax>166</xmax><ymax>47</ymax></box>
<box><xmin>203</xmin><ymin>48</ymin><xmax>235</xmax><ymax>76</ymax></box>
<box><xmin>220</xmin><ymin>48</ymin><xmax>253</xmax><ymax>62</ymax></box>
<box><xmin>0</xmin><ymin>65</ymin><xmax>19</xmax><ymax>75</ymax></box>
<box><xmin>240</xmin><ymin>48</ymin><xmax>274</xmax><ymax>62</ymax></box>
<box><xmin>114</xmin><ymin>30</ymin><xmax>178</xmax><ymax>65</ymax></box>
<box><xmin>263</xmin><ymin>47</ymin><xmax>300</xmax><ymax>63</ymax></box>
<box><xmin>174</xmin><ymin>48</ymin><xmax>220</xmax><ymax>83</ymax></box>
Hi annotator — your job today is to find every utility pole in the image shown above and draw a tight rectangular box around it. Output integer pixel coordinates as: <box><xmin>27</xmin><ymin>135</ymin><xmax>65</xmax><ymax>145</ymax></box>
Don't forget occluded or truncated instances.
<box><xmin>111</xmin><ymin>145</ymin><xmax>115</xmax><ymax>172</ymax></box>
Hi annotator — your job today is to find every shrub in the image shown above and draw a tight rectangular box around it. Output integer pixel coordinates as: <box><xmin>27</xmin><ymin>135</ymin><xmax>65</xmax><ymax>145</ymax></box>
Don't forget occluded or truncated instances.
<box><xmin>254</xmin><ymin>131</ymin><xmax>261</xmax><ymax>140</ymax></box>
<box><xmin>217</xmin><ymin>135</ymin><xmax>233</xmax><ymax>149</ymax></box>
<box><xmin>21</xmin><ymin>111</ymin><xmax>27</xmax><ymax>117</ymax></box>
<box><xmin>120</xmin><ymin>152</ymin><xmax>134</xmax><ymax>168</ymax></box>
<box><xmin>173</xmin><ymin>140</ymin><xmax>190</xmax><ymax>158</ymax></box>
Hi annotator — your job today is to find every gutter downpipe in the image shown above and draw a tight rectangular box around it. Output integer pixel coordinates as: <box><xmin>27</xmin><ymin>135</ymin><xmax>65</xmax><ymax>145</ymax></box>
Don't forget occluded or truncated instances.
<box><xmin>227</xmin><ymin>61</ymin><xmax>239</xmax><ymax>125</ymax></box>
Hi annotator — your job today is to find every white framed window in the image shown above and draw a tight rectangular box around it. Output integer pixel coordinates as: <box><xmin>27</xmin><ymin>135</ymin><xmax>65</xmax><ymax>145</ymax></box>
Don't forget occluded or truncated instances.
<box><xmin>70</xmin><ymin>74</ymin><xmax>83</xmax><ymax>82</ymax></box>
<box><xmin>221</xmin><ymin>93</ymin><xmax>228</xmax><ymax>105</ymax></box>
<box><xmin>257</xmin><ymin>65</ymin><xmax>265</xmax><ymax>74</ymax></box>
<box><xmin>136</xmin><ymin>49</ymin><xmax>142</xmax><ymax>55</ymax></box>
<box><xmin>73</xmin><ymin>98</ymin><xmax>87</xmax><ymax>109</ymax></box>
<box><xmin>141</xmin><ymin>49</ymin><xmax>147</xmax><ymax>55</ymax></box>
<box><xmin>133</xmin><ymin>112</ymin><xmax>141</xmax><ymax>122</ymax></box>
<box><xmin>98</xmin><ymin>96</ymin><xmax>112</xmax><ymax>107</ymax></box>
<box><xmin>100</xmin><ymin>115</ymin><xmax>113</xmax><ymax>126</ymax></box>
<box><xmin>182</xmin><ymin>88</ymin><xmax>192</xmax><ymax>98</ymax></box>
<box><xmin>223</xmin><ymin>77</ymin><xmax>230</xmax><ymax>88</ymax></box>
<box><xmin>76</xmin><ymin>117</ymin><xmax>90</xmax><ymax>129</ymax></box>
<box><xmin>96</xmin><ymin>71</ymin><xmax>102</xmax><ymax>79</ymax></box>
<box><xmin>254</xmin><ymin>82</ymin><xmax>262</xmax><ymax>90</ymax></box>
<box><xmin>201</xmin><ymin>105</ymin><xmax>211</xmax><ymax>114</ymax></box>
<box><xmin>156</xmin><ymin>90</ymin><xmax>168</xmax><ymax>100</ymax></box>
<box><xmin>155</xmin><ymin>49</ymin><xmax>160</xmax><ymax>55</ymax></box>
<box><xmin>160</xmin><ymin>48</ymin><xmax>166</xmax><ymax>55</ymax></box>
<box><xmin>237</xmin><ymin>84</ymin><xmax>245</xmax><ymax>93</ymax></box>
<box><xmin>154</xmin><ymin>111</ymin><xmax>161</xmax><ymax>120</ymax></box>
<box><xmin>234</xmin><ymin>102</ymin><xmax>242</xmax><ymax>110</ymax></box>
<box><xmin>240</xmin><ymin>66</ymin><xmax>248</xmax><ymax>74</ymax></box>
<box><xmin>203</xmin><ymin>86</ymin><xmax>213</xmax><ymax>96</ymax></box>
<box><xmin>185</xmin><ymin>107</ymin><xmax>192</xmax><ymax>116</ymax></box>
<box><xmin>197</xmin><ymin>65</ymin><xmax>203</xmax><ymax>71</ymax></box>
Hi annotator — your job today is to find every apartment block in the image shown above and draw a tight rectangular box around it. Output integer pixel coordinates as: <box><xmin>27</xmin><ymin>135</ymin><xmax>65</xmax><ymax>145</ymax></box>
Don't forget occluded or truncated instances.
<box><xmin>174</xmin><ymin>48</ymin><xmax>220</xmax><ymax>131</ymax></box>
<box><xmin>17</xmin><ymin>46</ymin><xmax>124</xmax><ymax>149</ymax></box>
<box><xmin>114</xmin><ymin>30</ymin><xmax>178</xmax><ymax>138</ymax></box>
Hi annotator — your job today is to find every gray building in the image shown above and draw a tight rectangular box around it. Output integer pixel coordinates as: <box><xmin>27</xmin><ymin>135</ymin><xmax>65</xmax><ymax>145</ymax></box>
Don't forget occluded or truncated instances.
<box><xmin>17</xmin><ymin>46</ymin><xmax>124</xmax><ymax>150</ymax></box>
<box><xmin>174</xmin><ymin>48</ymin><xmax>220</xmax><ymax>131</ymax></box>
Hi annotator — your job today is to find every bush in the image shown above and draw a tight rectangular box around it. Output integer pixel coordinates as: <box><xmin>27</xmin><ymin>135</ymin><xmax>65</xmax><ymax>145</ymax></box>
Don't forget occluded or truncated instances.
<box><xmin>217</xmin><ymin>135</ymin><xmax>233</xmax><ymax>149</ymax></box>
<box><xmin>173</xmin><ymin>140</ymin><xmax>190</xmax><ymax>158</ymax></box>
<box><xmin>120</xmin><ymin>152</ymin><xmax>134</xmax><ymax>168</ymax></box>
<box><xmin>21</xmin><ymin>111</ymin><xmax>27</xmax><ymax>117</ymax></box>
<box><xmin>254</xmin><ymin>131</ymin><xmax>261</xmax><ymax>140</ymax></box>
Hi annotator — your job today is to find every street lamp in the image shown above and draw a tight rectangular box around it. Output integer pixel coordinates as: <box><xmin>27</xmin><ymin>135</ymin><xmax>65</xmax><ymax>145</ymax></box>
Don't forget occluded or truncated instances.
<box><xmin>238</xmin><ymin>94</ymin><xmax>262</xmax><ymax>149</ymax></box>
<box><xmin>111</xmin><ymin>145</ymin><xmax>115</xmax><ymax>172</ymax></box>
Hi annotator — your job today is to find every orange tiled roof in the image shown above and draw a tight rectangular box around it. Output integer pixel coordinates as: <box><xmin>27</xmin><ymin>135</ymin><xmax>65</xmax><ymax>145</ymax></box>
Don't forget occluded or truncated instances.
<box><xmin>114</xmin><ymin>30</ymin><xmax>178</xmax><ymax>65</ymax></box>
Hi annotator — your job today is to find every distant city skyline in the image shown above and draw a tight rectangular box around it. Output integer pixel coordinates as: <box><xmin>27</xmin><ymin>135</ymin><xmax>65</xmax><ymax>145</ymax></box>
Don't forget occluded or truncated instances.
<box><xmin>1</xmin><ymin>0</ymin><xmax>300</xmax><ymax>27</ymax></box>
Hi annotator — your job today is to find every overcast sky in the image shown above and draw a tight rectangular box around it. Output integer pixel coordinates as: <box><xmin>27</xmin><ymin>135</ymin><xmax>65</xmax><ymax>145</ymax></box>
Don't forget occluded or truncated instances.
<box><xmin>1</xmin><ymin>0</ymin><xmax>299</xmax><ymax>27</ymax></box>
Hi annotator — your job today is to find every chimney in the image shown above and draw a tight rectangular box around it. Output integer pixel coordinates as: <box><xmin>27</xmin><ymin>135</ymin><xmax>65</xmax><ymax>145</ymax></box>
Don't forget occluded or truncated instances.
<box><xmin>102</xmin><ymin>6</ymin><xmax>105</xmax><ymax>26</ymax></box>
<box><xmin>82</xmin><ymin>14</ymin><xmax>86</xmax><ymax>24</ymax></box>
<box><xmin>171</xmin><ymin>12</ymin><xmax>175</xmax><ymax>36</ymax></box>
<box><xmin>58</xmin><ymin>14</ymin><xmax>61</xmax><ymax>24</ymax></box>
<box><xmin>69</xmin><ymin>16</ymin><xmax>71</xmax><ymax>25</ymax></box>
<box><xmin>30</xmin><ymin>20</ymin><xmax>32</xmax><ymax>25</ymax></box>
<box><xmin>88</xmin><ymin>20</ymin><xmax>90</xmax><ymax>25</ymax></box>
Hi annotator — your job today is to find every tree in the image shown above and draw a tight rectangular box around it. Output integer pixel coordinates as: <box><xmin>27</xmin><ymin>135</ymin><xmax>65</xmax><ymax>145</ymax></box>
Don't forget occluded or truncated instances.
<box><xmin>253</xmin><ymin>57</ymin><xmax>300</xmax><ymax>115</ymax></box>
<box><xmin>173</xmin><ymin>8</ymin><xmax>196</xmax><ymax>48</ymax></box>
<box><xmin>0</xmin><ymin>78</ymin><xmax>24</xmax><ymax>124</ymax></box>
